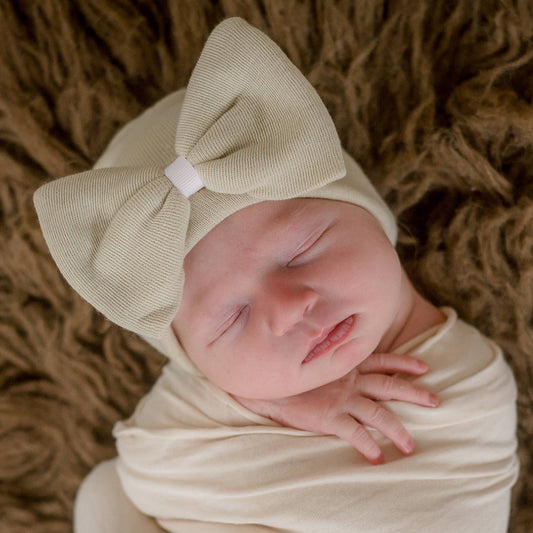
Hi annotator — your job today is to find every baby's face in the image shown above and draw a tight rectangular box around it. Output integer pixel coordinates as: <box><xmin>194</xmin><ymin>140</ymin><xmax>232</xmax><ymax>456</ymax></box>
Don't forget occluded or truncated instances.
<box><xmin>172</xmin><ymin>198</ymin><xmax>403</xmax><ymax>400</ymax></box>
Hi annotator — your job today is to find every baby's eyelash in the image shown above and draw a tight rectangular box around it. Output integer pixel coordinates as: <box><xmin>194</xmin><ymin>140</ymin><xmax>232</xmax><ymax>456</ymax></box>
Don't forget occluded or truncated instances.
<box><xmin>219</xmin><ymin>306</ymin><xmax>246</xmax><ymax>337</ymax></box>
<box><xmin>288</xmin><ymin>227</ymin><xmax>328</xmax><ymax>264</ymax></box>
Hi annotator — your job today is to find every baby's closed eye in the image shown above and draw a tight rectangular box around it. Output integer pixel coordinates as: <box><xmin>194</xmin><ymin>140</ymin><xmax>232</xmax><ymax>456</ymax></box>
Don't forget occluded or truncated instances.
<box><xmin>287</xmin><ymin>225</ymin><xmax>331</xmax><ymax>267</ymax></box>
<box><xmin>211</xmin><ymin>305</ymin><xmax>249</xmax><ymax>343</ymax></box>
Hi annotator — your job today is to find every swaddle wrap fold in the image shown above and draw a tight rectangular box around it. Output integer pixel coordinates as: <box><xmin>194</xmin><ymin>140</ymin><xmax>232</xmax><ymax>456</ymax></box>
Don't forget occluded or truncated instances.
<box><xmin>33</xmin><ymin>17</ymin><xmax>396</xmax><ymax>339</ymax></box>
<box><xmin>113</xmin><ymin>309</ymin><xmax>519</xmax><ymax>532</ymax></box>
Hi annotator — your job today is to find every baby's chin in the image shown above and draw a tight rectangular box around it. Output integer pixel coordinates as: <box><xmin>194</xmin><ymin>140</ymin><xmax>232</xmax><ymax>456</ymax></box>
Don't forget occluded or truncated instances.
<box><xmin>226</xmin><ymin>351</ymin><xmax>374</xmax><ymax>401</ymax></box>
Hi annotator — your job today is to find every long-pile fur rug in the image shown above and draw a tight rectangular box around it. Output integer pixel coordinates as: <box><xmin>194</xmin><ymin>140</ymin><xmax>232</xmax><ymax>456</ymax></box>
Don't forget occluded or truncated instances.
<box><xmin>1</xmin><ymin>1</ymin><xmax>532</xmax><ymax>531</ymax></box>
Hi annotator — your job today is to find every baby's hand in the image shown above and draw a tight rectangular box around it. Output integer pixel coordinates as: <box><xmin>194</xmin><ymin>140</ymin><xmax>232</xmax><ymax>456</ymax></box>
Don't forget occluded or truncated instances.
<box><xmin>233</xmin><ymin>353</ymin><xmax>439</xmax><ymax>465</ymax></box>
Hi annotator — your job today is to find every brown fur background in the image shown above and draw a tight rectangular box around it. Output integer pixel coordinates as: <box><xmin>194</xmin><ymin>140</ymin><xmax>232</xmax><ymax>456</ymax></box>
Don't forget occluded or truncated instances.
<box><xmin>1</xmin><ymin>0</ymin><xmax>532</xmax><ymax>531</ymax></box>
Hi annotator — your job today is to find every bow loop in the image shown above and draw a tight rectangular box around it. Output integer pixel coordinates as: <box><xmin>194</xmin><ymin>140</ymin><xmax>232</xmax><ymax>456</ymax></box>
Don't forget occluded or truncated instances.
<box><xmin>177</xmin><ymin>18</ymin><xmax>346</xmax><ymax>198</ymax></box>
<box><xmin>34</xmin><ymin>166</ymin><xmax>190</xmax><ymax>338</ymax></box>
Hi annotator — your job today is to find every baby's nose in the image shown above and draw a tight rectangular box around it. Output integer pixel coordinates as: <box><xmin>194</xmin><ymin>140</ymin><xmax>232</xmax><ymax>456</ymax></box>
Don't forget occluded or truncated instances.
<box><xmin>261</xmin><ymin>272</ymin><xmax>318</xmax><ymax>336</ymax></box>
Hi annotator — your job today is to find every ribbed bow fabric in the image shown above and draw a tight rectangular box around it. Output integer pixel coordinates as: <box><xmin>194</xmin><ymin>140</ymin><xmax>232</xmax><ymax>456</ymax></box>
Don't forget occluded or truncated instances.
<box><xmin>33</xmin><ymin>17</ymin><xmax>394</xmax><ymax>339</ymax></box>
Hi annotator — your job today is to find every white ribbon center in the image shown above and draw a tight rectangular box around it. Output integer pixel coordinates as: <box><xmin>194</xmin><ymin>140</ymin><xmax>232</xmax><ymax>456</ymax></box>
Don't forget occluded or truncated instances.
<box><xmin>164</xmin><ymin>156</ymin><xmax>204</xmax><ymax>198</ymax></box>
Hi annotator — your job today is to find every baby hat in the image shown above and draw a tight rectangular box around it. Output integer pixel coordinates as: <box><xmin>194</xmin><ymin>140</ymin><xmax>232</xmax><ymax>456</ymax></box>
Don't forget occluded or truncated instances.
<box><xmin>34</xmin><ymin>17</ymin><xmax>396</xmax><ymax>340</ymax></box>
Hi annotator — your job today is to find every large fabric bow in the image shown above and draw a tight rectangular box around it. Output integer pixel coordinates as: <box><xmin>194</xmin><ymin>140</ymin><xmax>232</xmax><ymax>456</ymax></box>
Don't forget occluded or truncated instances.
<box><xmin>33</xmin><ymin>17</ymin><xmax>346</xmax><ymax>338</ymax></box>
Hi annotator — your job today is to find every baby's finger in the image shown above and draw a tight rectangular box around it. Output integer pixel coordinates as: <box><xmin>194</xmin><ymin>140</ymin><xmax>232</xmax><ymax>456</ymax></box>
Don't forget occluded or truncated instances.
<box><xmin>349</xmin><ymin>397</ymin><xmax>415</xmax><ymax>455</ymax></box>
<box><xmin>357</xmin><ymin>374</ymin><xmax>439</xmax><ymax>407</ymax></box>
<box><xmin>358</xmin><ymin>352</ymin><xmax>428</xmax><ymax>376</ymax></box>
<box><xmin>330</xmin><ymin>413</ymin><xmax>384</xmax><ymax>465</ymax></box>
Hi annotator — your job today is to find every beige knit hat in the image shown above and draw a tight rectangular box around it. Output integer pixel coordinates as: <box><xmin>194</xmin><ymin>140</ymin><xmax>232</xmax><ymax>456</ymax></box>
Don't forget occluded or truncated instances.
<box><xmin>34</xmin><ymin>17</ymin><xmax>396</xmax><ymax>339</ymax></box>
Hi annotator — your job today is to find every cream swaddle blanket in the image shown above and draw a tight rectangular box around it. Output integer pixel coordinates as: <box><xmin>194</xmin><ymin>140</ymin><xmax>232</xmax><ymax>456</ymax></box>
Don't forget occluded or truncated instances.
<box><xmin>93</xmin><ymin>19</ymin><xmax>516</xmax><ymax>533</ymax></box>
<box><xmin>111</xmin><ymin>309</ymin><xmax>518</xmax><ymax>532</ymax></box>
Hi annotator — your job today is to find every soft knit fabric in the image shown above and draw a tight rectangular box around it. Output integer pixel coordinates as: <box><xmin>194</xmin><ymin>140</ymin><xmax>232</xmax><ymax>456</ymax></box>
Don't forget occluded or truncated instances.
<box><xmin>73</xmin><ymin>459</ymin><xmax>163</xmax><ymax>533</ymax></box>
<box><xmin>110</xmin><ymin>308</ymin><xmax>519</xmax><ymax>532</ymax></box>
<box><xmin>33</xmin><ymin>18</ymin><xmax>396</xmax><ymax>339</ymax></box>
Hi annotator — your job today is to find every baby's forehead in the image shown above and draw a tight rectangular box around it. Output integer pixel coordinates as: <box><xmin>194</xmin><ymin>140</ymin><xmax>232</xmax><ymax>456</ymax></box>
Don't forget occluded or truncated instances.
<box><xmin>186</xmin><ymin>198</ymin><xmax>333</xmax><ymax>263</ymax></box>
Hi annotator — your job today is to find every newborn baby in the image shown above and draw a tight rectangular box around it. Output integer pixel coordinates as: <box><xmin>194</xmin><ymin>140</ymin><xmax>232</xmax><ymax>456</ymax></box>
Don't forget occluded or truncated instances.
<box><xmin>107</xmin><ymin>195</ymin><xmax>517</xmax><ymax>533</ymax></box>
<box><xmin>34</xmin><ymin>17</ymin><xmax>519</xmax><ymax>533</ymax></box>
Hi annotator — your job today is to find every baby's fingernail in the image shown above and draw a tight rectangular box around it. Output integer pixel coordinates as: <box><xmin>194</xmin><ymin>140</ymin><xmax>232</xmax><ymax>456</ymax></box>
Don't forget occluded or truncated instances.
<box><xmin>417</xmin><ymin>360</ymin><xmax>429</xmax><ymax>372</ymax></box>
<box><xmin>403</xmin><ymin>437</ymin><xmax>415</xmax><ymax>454</ymax></box>
<box><xmin>373</xmin><ymin>453</ymin><xmax>385</xmax><ymax>465</ymax></box>
<box><xmin>429</xmin><ymin>394</ymin><xmax>439</xmax><ymax>407</ymax></box>
<box><xmin>368</xmin><ymin>450</ymin><xmax>385</xmax><ymax>465</ymax></box>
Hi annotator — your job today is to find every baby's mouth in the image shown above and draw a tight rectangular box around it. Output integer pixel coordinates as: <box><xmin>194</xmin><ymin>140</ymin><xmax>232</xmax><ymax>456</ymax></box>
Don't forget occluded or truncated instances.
<box><xmin>302</xmin><ymin>315</ymin><xmax>355</xmax><ymax>364</ymax></box>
